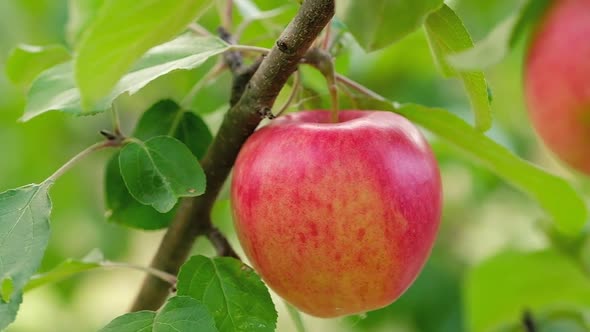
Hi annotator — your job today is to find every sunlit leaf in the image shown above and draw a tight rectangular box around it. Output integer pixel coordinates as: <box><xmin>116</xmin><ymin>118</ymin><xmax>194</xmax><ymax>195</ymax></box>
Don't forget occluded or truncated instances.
<box><xmin>23</xmin><ymin>35</ymin><xmax>228</xmax><ymax>121</ymax></box>
<box><xmin>66</xmin><ymin>0</ymin><xmax>103</xmax><ymax>46</ymax></box>
<box><xmin>336</xmin><ymin>0</ymin><xmax>443</xmax><ymax>51</ymax></box>
<box><xmin>466</xmin><ymin>250</ymin><xmax>590</xmax><ymax>332</ymax></box>
<box><xmin>5</xmin><ymin>44</ymin><xmax>70</xmax><ymax>86</ymax></box>
<box><xmin>75</xmin><ymin>0</ymin><xmax>212</xmax><ymax>108</ymax></box>
<box><xmin>448</xmin><ymin>0</ymin><xmax>552</xmax><ymax>70</ymax></box>
<box><xmin>424</xmin><ymin>4</ymin><xmax>492</xmax><ymax>131</ymax></box>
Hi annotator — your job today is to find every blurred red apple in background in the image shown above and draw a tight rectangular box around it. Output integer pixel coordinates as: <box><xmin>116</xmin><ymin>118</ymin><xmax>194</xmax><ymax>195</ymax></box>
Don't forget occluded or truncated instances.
<box><xmin>525</xmin><ymin>0</ymin><xmax>590</xmax><ymax>175</ymax></box>
<box><xmin>231</xmin><ymin>110</ymin><xmax>442</xmax><ymax>317</ymax></box>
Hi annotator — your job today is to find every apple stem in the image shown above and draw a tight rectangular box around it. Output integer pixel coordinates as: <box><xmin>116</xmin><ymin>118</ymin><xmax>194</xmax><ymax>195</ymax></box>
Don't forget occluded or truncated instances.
<box><xmin>325</xmin><ymin>57</ymin><xmax>339</xmax><ymax>123</ymax></box>
<box><xmin>328</xmin><ymin>74</ymin><xmax>339</xmax><ymax>123</ymax></box>
<box><xmin>303</xmin><ymin>47</ymin><xmax>340</xmax><ymax>122</ymax></box>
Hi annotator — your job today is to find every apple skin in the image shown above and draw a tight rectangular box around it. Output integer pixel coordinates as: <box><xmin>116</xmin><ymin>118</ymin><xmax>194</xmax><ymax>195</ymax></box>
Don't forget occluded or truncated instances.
<box><xmin>230</xmin><ymin>110</ymin><xmax>442</xmax><ymax>318</ymax></box>
<box><xmin>524</xmin><ymin>0</ymin><xmax>590</xmax><ymax>175</ymax></box>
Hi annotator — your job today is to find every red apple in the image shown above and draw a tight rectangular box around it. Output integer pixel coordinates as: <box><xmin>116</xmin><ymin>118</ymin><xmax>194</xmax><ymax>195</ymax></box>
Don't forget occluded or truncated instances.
<box><xmin>230</xmin><ymin>110</ymin><xmax>442</xmax><ymax>317</ymax></box>
<box><xmin>524</xmin><ymin>0</ymin><xmax>590</xmax><ymax>175</ymax></box>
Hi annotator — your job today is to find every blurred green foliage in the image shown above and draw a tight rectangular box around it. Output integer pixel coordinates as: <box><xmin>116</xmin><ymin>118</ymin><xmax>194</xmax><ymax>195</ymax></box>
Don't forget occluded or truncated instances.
<box><xmin>0</xmin><ymin>0</ymin><xmax>588</xmax><ymax>331</ymax></box>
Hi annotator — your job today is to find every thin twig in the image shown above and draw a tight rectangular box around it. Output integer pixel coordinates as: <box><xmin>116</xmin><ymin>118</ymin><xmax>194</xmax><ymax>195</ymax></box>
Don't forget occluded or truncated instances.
<box><xmin>45</xmin><ymin>140</ymin><xmax>118</xmax><ymax>184</ymax></box>
<box><xmin>206</xmin><ymin>226</ymin><xmax>240</xmax><ymax>259</ymax></box>
<box><xmin>217</xmin><ymin>0</ymin><xmax>233</xmax><ymax>32</ymax></box>
<box><xmin>219</xmin><ymin>27</ymin><xmax>243</xmax><ymax>72</ymax></box>
<box><xmin>335</xmin><ymin>74</ymin><xmax>386</xmax><ymax>101</ymax></box>
<box><xmin>103</xmin><ymin>262</ymin><xmax>177</xmax><ymax>287</ymax></box>
<box><xmin>229</xmin><ymin>44</ymin><xmax>271</xmax><ymax>55</ymax></box>
<box><xmin>291</xmin><ymin>92</ymin><xmax>330</xmax><ymax>110</ymax></box>
<box><xmin>225</xmin><ymin>0</ymin><xmax>233</xmax><ymax>30</ymax></box>
<box><xmin>110</xmin><ymin>103</ymin><xmax>122</xmax><ymax>136</ymax></box>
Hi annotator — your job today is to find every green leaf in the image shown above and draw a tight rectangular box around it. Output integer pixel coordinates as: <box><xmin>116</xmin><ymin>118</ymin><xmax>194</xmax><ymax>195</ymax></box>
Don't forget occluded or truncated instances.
<box><xmin>105</xmin><ymin>100</ymin><xmax>212</xmax><ymax>229</ymax></box>
<box><xmin>23</xmin><ymin>62</ymin><xmax>84</xmax><ymax>121</ymax></box>
<box><xmin>119</xmin><ymin>136</ymin><xmax>206</xmax><ymax>213</ymax></box>
<box><xmin>234</xmin><ymin>0</ymin><xmax>294</xmax><ymax>29</ymax></box>
<box><xmin>99</xmin><ymin>311</ymin><xmax>156</xmax><ymax>332</ymax></box>
<box><xmin>23</xmin><ymin>35</ymin><xmax>228</xmax><ymax>121</ymax></box>
<box><xmin>357</xmin><ymin>98</ymin><xmax>587</xmax><ymax>235</ymax></box>
<box><xmin>465</xmin><ymin>250</ymin><xmax>590</xmax><ymax>332</ymax></box>
<box><xmin>0</xmin><ymin>184</ymin><xmax>52</xmax><ymax>329</ymax></box>
<box><xmin>336</xmin><ymin>0</ymin><xmax>443</xmax><ymax>51</ymax></box>
<box><xmin>24</xmin><ymin>250</ymin><xmax>103</xmax><ymax>292</ymax></box>
<box><xmin>448</xmin><ymin>0</ymin><xmax>552</xmax><ymax>70</ymax></box>
<box><xmin>154</xmin><ymin>296</ymin><xmax>218</xmax><ymax>332</ymax></box>
<box><xmin>173</xmin><ymin>112</ymin><xmax>214</xmax><ymax>160</ymax></box>
<box><xmin>134</xmin><ymin>100</ymin><xmax>213</xmax><ymax>159</ymax></box>
<box><xmin>105</xmin><ymin>156</ymin><xmax>176</xmax><ymax>229</ymax></box>
<box><xmin>177</xmin><ymin>256</ymin><xmax>277</xmax><ymax>332</ymax></box>
<box><xmin>5</xmin><ymin>44</ymin><xmax>71</xmax><ymax>86</ymax></box>
<box><xmin>66</xmin><ymin>0</ymin><xmax>103</xmax><ymax>46</ymax></box>
<box><xmin>235</xmin><ymin>0</ymin><xmax>290</xmax><ymax>20</ymax></box>
<box><xmin>100</xmin><ymin>297</ymin><xmax>218</xmax><ymax>332</ymax></box>
<box><xmin>75</xmin><ymin>0</ymin><xmax>212</xmax><ymax>109</ymax></box>
<box><xmin>424</xmin><ymin>4</ymin><xmax>492</xmax><ymax>132</ymax></box>
<box><xmin>0</xmin><ymin>293</ymin><xmax>21</xmax><ymax>331</ymax></box>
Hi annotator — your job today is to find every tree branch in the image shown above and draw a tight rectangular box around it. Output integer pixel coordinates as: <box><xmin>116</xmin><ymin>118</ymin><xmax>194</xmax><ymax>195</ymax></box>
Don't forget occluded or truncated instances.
<box><xmin>130</xmin><ymin>0</ymin><xmax>335</xmax><ymax>311</ymax></box>
<box><xmin>207</xmin><ymin>226</ymin><xmax>240</xmax><ymax>259</ymax></box>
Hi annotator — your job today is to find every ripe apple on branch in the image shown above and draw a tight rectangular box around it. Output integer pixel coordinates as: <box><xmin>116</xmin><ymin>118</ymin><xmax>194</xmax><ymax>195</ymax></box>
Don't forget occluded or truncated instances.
<box><xmin>231</xmin><ymin>110</ymin><xmax>442</xmax><ymax>317</ymax></box>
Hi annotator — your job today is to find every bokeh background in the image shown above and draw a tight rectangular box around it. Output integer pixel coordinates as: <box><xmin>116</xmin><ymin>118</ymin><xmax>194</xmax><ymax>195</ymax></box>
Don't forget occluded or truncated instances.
<box><xmin>1</xmin><ymin>0</ymin><xmax>589</xmax><ymax>331</ymax></box>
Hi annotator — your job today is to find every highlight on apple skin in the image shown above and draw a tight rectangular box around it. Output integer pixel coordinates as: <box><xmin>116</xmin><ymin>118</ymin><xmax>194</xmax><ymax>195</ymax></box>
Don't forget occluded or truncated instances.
<box><xmin>230</xmin><ymin>110</ymin><xmax>442</xmax><ymax>318</ymax></box>
<box><xmin>524</xmin><ymin>0</ymin><xmax>590</xmax><ymax>175</ymax></box>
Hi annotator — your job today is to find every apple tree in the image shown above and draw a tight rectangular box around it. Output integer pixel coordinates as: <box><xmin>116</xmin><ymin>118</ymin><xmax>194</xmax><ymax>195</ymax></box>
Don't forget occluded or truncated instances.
<box><xmin>0</xmin><ymin>0</ymin><xmax>589</xmax><ymax>331</ymax></box>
